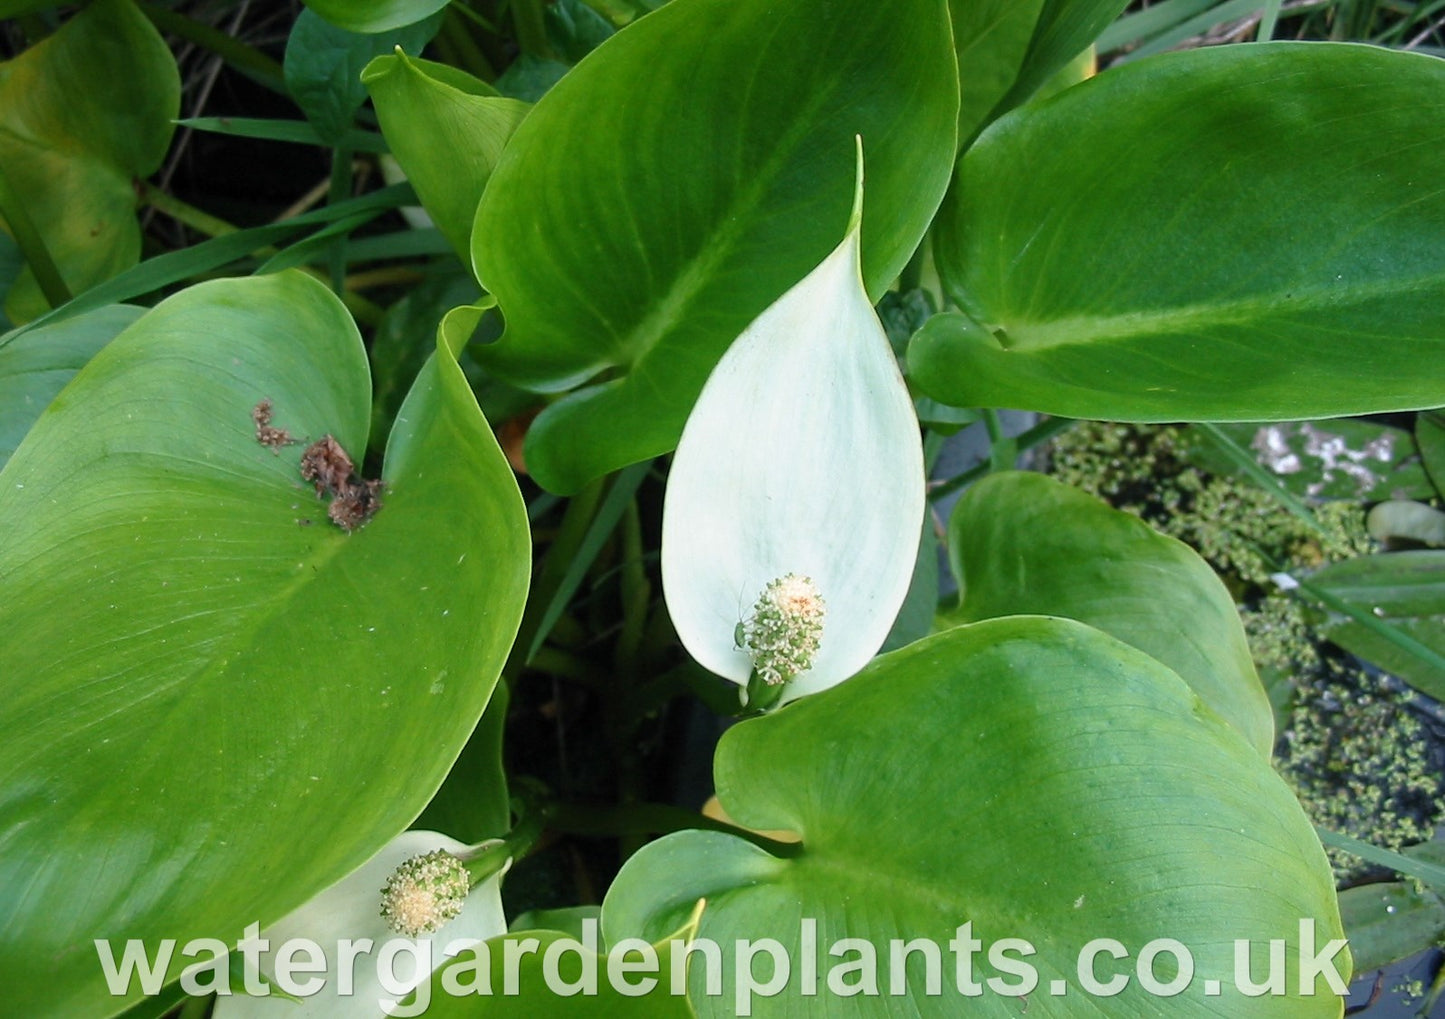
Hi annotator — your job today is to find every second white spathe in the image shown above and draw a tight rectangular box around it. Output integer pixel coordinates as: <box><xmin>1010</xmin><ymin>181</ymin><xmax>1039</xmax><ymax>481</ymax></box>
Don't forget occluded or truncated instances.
<box><xmin>210</xmin><ymin>830</ymin><xmax>506</xmax><ymax>1018</ymax></box>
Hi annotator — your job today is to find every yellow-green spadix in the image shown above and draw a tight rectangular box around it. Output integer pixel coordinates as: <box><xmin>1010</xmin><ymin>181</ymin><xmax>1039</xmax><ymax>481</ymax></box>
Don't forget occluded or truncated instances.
<box><xmin>661</xmin><ymin>145</ymin><xmax>925</xmax><ymax>704</ymax></box>
<box><xmin>211</xmin><ymin>830</ymin><xmax>506</xmax><ymax>1018</ymax></box>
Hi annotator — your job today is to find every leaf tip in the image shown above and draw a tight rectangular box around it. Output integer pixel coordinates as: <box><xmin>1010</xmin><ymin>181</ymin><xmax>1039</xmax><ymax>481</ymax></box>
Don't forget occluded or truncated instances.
<box><xmin>848</xmin><ymin>134</ymin><xmax>864</xmax><ymax>238</ymax></box>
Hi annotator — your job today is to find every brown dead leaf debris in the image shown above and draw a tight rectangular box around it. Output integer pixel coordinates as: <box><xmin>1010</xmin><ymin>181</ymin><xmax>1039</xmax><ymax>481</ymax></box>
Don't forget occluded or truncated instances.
<box><xmin>299</xmin><ymin>434</ymin><xmax>384</xmax><ymax>533</ymax></box>
<box><xmin>252</xmin><ymin>398</ymin><xmax>294</xmax><ymax>451</ymax></box>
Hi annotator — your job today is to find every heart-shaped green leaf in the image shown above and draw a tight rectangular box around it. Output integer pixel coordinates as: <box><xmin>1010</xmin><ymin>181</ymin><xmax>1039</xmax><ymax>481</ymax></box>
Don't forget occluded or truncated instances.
<box><xmin>605</xmin><ymin>616</ymin><xmax>1346</xmax><ymax>1016</ymax></box>
<box><xmin>0</xmin><ymin>302</ymin><xmax>143</xmax><ymax>468</ymax></box>
<box><xmin>948</xmin><ymin>471</ymin><xmax>1273</xmax><ymax>755</ymax></box>
<box><xmin>471</xmin><ymin>0</ymin><xmax>958</xmax><ymax>492</ymax></box>
<box><xmin>284</xmin><ymin>9</ymin><xmax>443</xmax><ymax>145</ymax></box>
<box><xmin>0</xmin><ymin>0</ymin><xmax>179</xmax><ymax>323</ymax></box>
<box><xmin>913</xmin><ymin>43</ymin><xmax>1445</xmax><ymax>420</ymax></box>
<box><xmin>0</xmin><ymin>271</ymin><xmax>530</xmax><ymax>1018</ymax></box>
<box><xmin>363</xmin><ymin>52</ymin><xmax>530</xmax><ymax>260</ymax></box>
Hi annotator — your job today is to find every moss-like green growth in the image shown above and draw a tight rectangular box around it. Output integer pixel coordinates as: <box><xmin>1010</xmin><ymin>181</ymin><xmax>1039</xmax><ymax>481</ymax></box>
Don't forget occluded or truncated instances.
<box><xmin>1049</xmin><ymin>421</ymin><xmax>1443</xmax><ymax>884</ymax></box>
<box><xmin>1048</xmin><ymin>423</ymin><xmax>1371</xmax><ymax>589</ymax></box>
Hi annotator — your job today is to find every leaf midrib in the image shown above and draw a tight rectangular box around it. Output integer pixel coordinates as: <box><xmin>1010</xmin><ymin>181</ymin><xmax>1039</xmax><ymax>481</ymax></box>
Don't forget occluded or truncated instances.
<box><xmin>615</xmin><ymin>32</ymin><xmax>858</xmax><ymax>369</ymax></box>
<box><xmin>997</xmin><ymin>271</ymin><xmax>1441</xmax><ymax>351</ymax></box>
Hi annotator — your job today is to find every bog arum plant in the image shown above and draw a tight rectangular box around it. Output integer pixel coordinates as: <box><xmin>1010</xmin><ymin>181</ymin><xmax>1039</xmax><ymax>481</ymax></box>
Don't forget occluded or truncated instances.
<box><xmin>662</xmin><ymin>143</ymin><xmax>925</xmax><ymax>706</ymax></box>
<box><xmin>213</xmin><ymin>830</ymin><xmax>506</xmax><ymax>1018</ymax></box>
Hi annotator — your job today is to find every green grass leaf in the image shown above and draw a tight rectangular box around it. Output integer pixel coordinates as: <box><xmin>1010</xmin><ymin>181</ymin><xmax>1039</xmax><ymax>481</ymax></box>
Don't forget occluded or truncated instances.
<box><xmin>174</xmin><ymin>116</ymin><xmax>389</xmax><ymax>153</ymax></box>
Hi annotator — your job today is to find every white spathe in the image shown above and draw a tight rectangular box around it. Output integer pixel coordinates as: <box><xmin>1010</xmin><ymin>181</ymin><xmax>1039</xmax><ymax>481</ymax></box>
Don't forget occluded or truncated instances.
<box><xmin>212</xmin><ymin>830</ymin><xmax>506</xmax><ymax>1018</ymax></box>
<box><xmin>661</xmin><ymin>156</ymin><xmax>925</xmax><ymax>703</ymax></box>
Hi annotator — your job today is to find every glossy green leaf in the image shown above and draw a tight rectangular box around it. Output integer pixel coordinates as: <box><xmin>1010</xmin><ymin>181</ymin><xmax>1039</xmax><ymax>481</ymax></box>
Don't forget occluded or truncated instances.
<box><xmin>1031</xmin><ymin>39</ymin><xmax>1097</xmax><ymax>103</ymax></box>
<box><xmin>472</xmin><ymin>0</ymin><xmax>958</xmax><ymax>493</ymax></box>
<box><xmin>301</xmin><ymin>0</ymin><xmax>449</xmax><ymax>34</ymax></box>
<box><xmin>493</xmin><ymin>54</ymin><xmax>573</xmax><ymax>103</ymax></box>
<box><xmin>111</xmin><ymin>983</ymin><xmax>188</xmax><ymax>1019</ymax></box>
<box><xmin>914</xmin><ymin>44</ymin><xmax>1445</xmax><ymax>421</ymax></box>
<box><xmin>510</xmin><ymin>906</ymin><xmax>603</xmax><ymax>938</ymax></box>
<box><xmin>0</xmin><ymin>271</ymin><xmax>530</xmax><ymax>1018</ymax></box>
<box><xmin>980</xmin><ymin>0</ymin><xmax>1123</xmax><ymax>124</ymax></box>
<box><xmin>0</xmin><ymin>303</ymin><xmax>143</xmax><ymax>468</ymax></box>
<box><xmin>1337</xmin><ymin>881</ymin><xmax>1445</xmax><ymax>974</ymax></box>
<box><xmin>363</xmin><ymin>51</ymin><xmax>530</xmax><ymax>260</ymax></box>
<box><xmin>0</xmin><ymin>227</ymin><xmax>23</xmax><ymax>324</ymax></box>
<box><xmin>948</xmin><ymin>471</ymin><xmax>1273</xmax><ymax>755</ymax></box>
<box><xmin>0</xmin><ymin>0</ymin><xmax>179</xmax><ymax>323</ymax></box>
<box><xmin>284</xmin><ymin>9</ymin><xmax>441</xmax><ymax>145</ymax></box>
<box><xmin>1309</xmin><ymin>550</ymin><xmax>1445</xmax><ymax>700</ymax></box>
<box><xmin>605</xmin><ymin>617</ymin><xmax>1346</xmax><ymax>1016</ymax></box>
